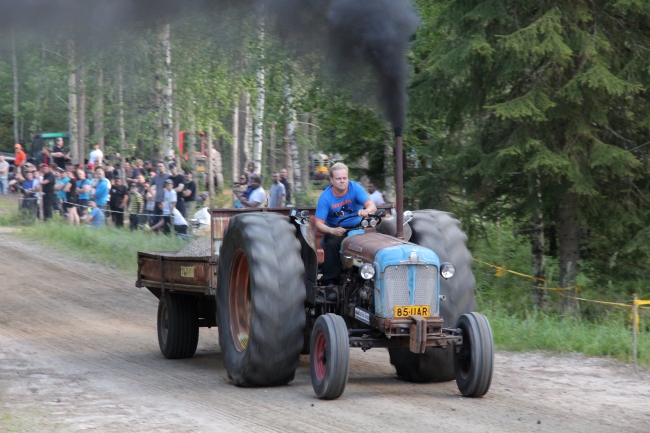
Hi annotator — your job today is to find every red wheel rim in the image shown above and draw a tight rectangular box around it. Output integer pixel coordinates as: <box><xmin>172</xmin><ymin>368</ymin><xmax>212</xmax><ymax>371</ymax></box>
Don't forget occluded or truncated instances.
<box><xmin>229</xmin><ymin>249</ymin><xmax>251</xmax><ymax>352</ymax></box>
<box><xmin>314</xmin><ymin>332</ymin><xmax>327</xmax><ymax>381</ymax></box>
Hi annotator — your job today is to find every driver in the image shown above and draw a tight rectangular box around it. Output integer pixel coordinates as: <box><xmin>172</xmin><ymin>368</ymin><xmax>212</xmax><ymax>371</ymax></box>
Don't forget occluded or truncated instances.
<box><xmin>315</xmin><ymin>163</ymin><xmax>377</xmax><ymax>288</ymax></box>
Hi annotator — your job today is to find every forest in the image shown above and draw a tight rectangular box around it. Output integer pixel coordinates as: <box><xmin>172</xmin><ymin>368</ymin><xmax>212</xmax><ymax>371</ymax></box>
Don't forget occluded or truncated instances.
<box><xmin>1</xmin><ymin>0</ymin><xmax>650</xmax><ymax>325</ymax></box>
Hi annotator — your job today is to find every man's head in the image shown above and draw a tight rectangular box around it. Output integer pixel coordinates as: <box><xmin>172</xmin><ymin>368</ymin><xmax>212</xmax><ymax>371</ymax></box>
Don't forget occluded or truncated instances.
<box><xmin>184</xmin><ymin>171</ymin><xmax>193</xmax><ymax>180</ymax></box>
<box><xmin>272</xmin><ymin>172</ymin><xmax>280</xmax><ymax>184</ymax></box>
<box><xmin>156</xmin><ymin>161</ymin><xmax>166</xmax><ymax>174</ymax></box>
<box><xmin>250</xmin><ymin>174</ymin><xmax>261</xmax><ymax>188</ymax></box>
<box><xmin>114</xmin><ymin>177</ymin><xmax>122</xmax><ymax>186</ymax></box>
<box><xmin>14</xmin><ymin>143</ymin><xmax>22</xmax><ymax>152</ymax></box>
<box><xmin>56</xmin><ymin>137</ymin><xmax>64</xmax><ymax>148</ymax></box>
<box><xmin>94</xmin><ymin>143</ymin><xmax>100</xmax><ymax>150</ymax></box>
<box><xmin>239</xmin><ymin>173</ymin><xmax>248</xmax><ymax>184</ymax></box>
<box><xmin>164</xmin><ymin>178</ymin><xmax>174</xmax><ymax>190</ymax></box>
<box><xmin>42</xmin><ymin>146</ymin><xmax>50</xmax><ymax>154</ymax></box>
<box><xmin>88</xmin><ymin>199</ymin><xmax>97</xmax><ymax>209</ymax></box>
<box><xmin>247</xmin><ymin>162</ymin><xmax>255</xmax><ymax>173</ymax></box>
<box><xmin>329</xmin><ymin>162</ymin><xmax>349</xmax><ymax>194</ymax></box>
<box><xmin>0</xmin><ymin>155</ymin><xmax>5</xmax><ymax>163</ymax></box>
<box><xmin>137</xmin><ymin>173</ymin><xmax>146</xmax><ymax>184</ymax></box>
<box><xmin>169</xmin><ymin>162</ymin><xmax>178</xmax><ymax>175</ymax></box>
<box><xmin>156</xmin><ymin>201</ymin><xmax>164</xmax><ymax>210</ymax></box>
<box><xmin>368</xmin><ymin>181</ymin><xmax>378</xmax><ymax>193</ymax></box>
<box><xmin>144</xmin><ymin>160</ymin><xmax>152</xmax><ymax>169</ymax></box>
<box><xmin>124</xmin><ymin>161</ymin><xmax>131</xmax><ymax>170</ymax></box>
<box><xmin>40</xmin><ymin>163</ymin><xmax>51</xmax><ymax>174</ymax></box>
<box><xmin>77</xmin><ymin>169</ymin><xmax>86</xmax><ymax>180</ymax></box>
<box><xmin>95</xmin><ymin>168</ymin><xmax>105</xmax><ymax>179</ymax></box>
<box><xmin>280</xmin><ymin>168</ymin><xmax>287</xmax><ymax>180</ymax></box>
<box><xmin>130</xmin><ymin>183</ymin><xmax>138</xmax><ymax>193</ymax></box>
<box><xmin>24</xmin><ymin>171</ymin><xmax>33</xmax><ymax>180</ymax></box>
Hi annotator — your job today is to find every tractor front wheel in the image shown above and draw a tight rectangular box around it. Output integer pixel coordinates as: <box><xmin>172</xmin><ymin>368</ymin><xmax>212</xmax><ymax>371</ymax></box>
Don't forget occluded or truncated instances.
<box><xmin>310</xmin><ymin>314</ymin><xmax>349</xmax><ymax>400</ymax></box>
<box><xmin>454</xmin><ymin>312</ymin><xmax>494</xmax><ymax>397</ymax></box>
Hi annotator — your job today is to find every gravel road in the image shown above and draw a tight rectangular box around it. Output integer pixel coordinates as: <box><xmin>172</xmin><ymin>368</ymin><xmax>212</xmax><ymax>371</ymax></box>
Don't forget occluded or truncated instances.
<box><xmin>0</xmin><ymin>232</ymin><xmax>648</xmax><ymax>432</ymax></box>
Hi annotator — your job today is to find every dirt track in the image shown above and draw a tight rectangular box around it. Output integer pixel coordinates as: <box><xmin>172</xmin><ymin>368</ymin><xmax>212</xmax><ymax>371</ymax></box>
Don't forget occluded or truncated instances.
<box><xmin>0</xmin><ymin>232</ymin><xmax>649</xmax><ymax>432</ymax></box>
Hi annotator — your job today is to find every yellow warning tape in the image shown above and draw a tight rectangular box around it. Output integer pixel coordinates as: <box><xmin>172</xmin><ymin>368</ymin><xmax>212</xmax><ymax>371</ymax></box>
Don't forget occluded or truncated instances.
<box><xmin>472</xmin><ymin>257</ymin><xmax>650</xmax><ymax>333</ymax></box>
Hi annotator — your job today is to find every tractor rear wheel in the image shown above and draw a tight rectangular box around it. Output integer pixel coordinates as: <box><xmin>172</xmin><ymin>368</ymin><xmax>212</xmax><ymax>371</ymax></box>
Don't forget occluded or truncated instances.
<box><xmin>310</xmin><ymin>314</ymin><xmax>349</xmax><ymax>400</ymax></box>
<box><xmin>389</xmin><ymin>210</ymin><xmax>476</xmax><ymax>382</ymax></box>
<box><xmin>454</xmin><ymin>312</ymin><xmax>494</xmax><ymax>397</ymax></box>
<box><xmin>216</xmin><ymin>213</ymin><xmax>305</xmax><ymax>386</ymax></box>
<box><xmin>157</xmin><ymin>292</ymin><xmax>199</xmax><ymax>359</ymax></box>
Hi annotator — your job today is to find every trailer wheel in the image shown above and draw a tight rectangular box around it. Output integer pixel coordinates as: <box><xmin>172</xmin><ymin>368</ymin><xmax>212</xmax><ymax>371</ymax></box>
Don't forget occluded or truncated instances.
<box><xmin>157</xmin><ymin>292</ymin><xmax>199</xmax><ymax>359</ymax></box>
<box><xmin>389</xmin><ymin>210</ymin><xmax>476</xmax><ymax>382</ymax></box>
<box><xmin>310</xmin><ymin>314</ymin><xmax>349</xmax><ymax>400</ymax></box>
<box><xmin>216</xmin><ymin>213</ymin><xmax>305</xmax><ymax>386</ymax></box>
<box><xmin>455</xmin><ymin>312</ymin><xmax>494</xmax><ymax>397</ymax></box>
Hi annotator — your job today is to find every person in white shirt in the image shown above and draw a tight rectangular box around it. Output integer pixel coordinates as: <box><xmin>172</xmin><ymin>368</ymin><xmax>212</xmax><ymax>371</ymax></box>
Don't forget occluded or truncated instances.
<box><xmin>368</xmin><ymin>181</ymin><xmax>385</xmax><ymax>206</ymax></box>
<box><xmin>88</xmin><ymin>144</ymin><xmax>104</xmax><ymax>166</ymax></box>
<box><xmin>238</xmin><ymin>174</ymin><xmax>265</xmax><ymax>208</ymax></box>
<box><xmin>163</xmin><ymin>179</ymin><xmax>177</xmax><ymax>216</ymax></box>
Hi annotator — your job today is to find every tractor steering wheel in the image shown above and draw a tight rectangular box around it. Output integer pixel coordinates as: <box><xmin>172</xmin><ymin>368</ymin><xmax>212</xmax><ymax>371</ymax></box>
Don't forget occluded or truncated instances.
<box><xmin>337</xmin><ymin>211</ymin><xmax>385</xmax><ymax>231</ymax></box>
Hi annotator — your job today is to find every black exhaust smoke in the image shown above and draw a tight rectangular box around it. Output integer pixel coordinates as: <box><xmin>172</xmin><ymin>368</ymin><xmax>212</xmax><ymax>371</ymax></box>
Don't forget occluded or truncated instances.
<box><xmin>0</xmin><ymin>0</ymin><xmax>418</xmax><ymax>130</ymax></box>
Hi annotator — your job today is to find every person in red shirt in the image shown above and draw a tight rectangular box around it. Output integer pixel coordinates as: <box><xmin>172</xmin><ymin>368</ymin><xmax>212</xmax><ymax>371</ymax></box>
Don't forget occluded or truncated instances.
<box><xmin>14</xmin><ymin>144</ymin><xmax>26</xmax><ymax>172</ymax></box>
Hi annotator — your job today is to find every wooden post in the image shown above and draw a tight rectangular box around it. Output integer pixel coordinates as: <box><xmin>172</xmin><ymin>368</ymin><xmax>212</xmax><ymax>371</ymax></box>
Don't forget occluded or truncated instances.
<box><xmin>633</xmin><ymin>293</ymin><xmax>638</xmax><ymax>374</ymax></box>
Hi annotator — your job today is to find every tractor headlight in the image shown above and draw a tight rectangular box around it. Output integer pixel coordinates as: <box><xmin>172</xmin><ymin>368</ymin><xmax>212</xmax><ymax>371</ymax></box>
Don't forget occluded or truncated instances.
<box><xmin>359</xmin><ymin>263</ymin><xmax>375</xmax><ymax>280</ymax></box>
<box><xmin>441</xmin><ymin>262</ymin><xmax>455</xmax><ymax>279</ymax></box>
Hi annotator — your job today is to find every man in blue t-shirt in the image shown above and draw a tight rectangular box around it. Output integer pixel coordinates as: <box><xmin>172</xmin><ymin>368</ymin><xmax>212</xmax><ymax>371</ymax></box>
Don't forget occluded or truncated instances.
<box><xmin>82</xmin><ymin>200</ymin><xmax>105</xmax><ymax>227</ymax></box>
<box><xmin>315</xmin><ymin>163</ymin><xmax>377</xmax><ymax>289</ymax></box>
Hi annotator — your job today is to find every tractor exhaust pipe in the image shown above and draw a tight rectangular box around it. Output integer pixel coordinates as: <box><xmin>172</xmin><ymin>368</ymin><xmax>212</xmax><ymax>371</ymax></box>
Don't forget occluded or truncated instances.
<box><xmin>394</xmin><ymin>127</ymin><xmax>404</xmax><ymax>239</ymax></box>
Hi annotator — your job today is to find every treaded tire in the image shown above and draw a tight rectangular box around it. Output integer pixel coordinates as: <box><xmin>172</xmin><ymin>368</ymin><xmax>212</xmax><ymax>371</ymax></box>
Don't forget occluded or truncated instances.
<box><xmin>310</xmin><ymin>314</ymin><xmax>350</xmax><ymax>400</ymax></box>
<box><xmin>454</xmin><ymin>312</ymin><xmax>494</xmax><ymax>397</ymax></box>
<box><xmin>389</xmin><ymin>210</ymin><xmax>476</xmax><ymax>382</ymax></box>
<box><xmin>216</xmin><ymin>213</ymin><xmax>305</xmax><ymax>386</ymax></box>
<box><xmin>157</xmin><ymin>292</ymin><xmax>199</xmax><ymax>359</ymax></box>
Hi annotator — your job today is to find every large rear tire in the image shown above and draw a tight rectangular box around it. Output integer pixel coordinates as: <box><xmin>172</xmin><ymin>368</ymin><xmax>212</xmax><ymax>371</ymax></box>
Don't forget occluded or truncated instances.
<box><xmin>157</xmin><ymin>292</ymin><xmax>199</xmax><ymax>359</ymax></box>
<box><xmin>310</xmin><ymin>314</ymin><xmax>349</xmax><ymax>400</ymax></box>
<box><xmin>455</xmin><ymin>312</ymin><xmax>494</xmax><ymax>397</ymax></box>
<box><xmin>389</xmin><ymin>210</ymin><xmax>476</xmax><ymax>382</ymax></box>
<box><xmin>216</xmin><ymin>213</ymin><xmax>305</xmax><ymax>386</ymax></box>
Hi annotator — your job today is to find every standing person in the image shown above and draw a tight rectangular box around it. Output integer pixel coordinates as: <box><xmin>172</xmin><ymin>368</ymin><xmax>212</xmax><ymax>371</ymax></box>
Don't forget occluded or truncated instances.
<box><xmin>76</xmin><ymin>169</ymin><xmax>91</xmax><ymax>217</ymax></box>
<box><xmin>128</xmin><ymin>183</ymin><xmax>144</xmax><ymax>231</ymax></box>
<box><xmin>36</xmin><ymin>146</ymin><xmax>52</xmax><ymax>167</ymax></box>
<box><xmin>183</xmin><ymin>171</ymin><xmax>197</xmax><ymax>218</ymax></box>
<box><xmin>368</xmin><ymin>181</ymin><xmax>385</xmax><ymax>206</ymax></box>
<box><xmin>51</xmin><ymin>137</ymin><xmax>70</xmax><ymax>169</ymax></box>
<box><xmin>81</xmin><ymin>200</ymin><xmax>105</xmax><ymax>227</ymax></box>
<box><xmin>0</xmin><ymin>155</ymin><xmax>9</xmax><ymax>194</ymax></box>
<box><xmin>39</xmin><ymin>164</ymin><xmax>56</xmax><ymax>220</ymax></box>
<box><xmin>168</xmin><ymin>162</ymin><xmax>186</xmax><ymax>216</ymax></box>
<box><xmin>268</xmin><ymin>172</ymin><xmax>286</xmax><ymax>208</ymax></box>
<box><xmin>144</xmin><ymin>182</ymin><xmax>155</xmax><ymax>225</ymax></box>
<box><xmin>245</xmin><ymin>162</ymin><xmax>259</xmax><ymax>187</ymax></box>
<box><xmin>20</xmin><ymin>171</ymin><xmax>38</xmax><ymax>217</ymax></box>
<box><xmin>315</xmin><ymin>163</ymin><xmax>376</xmax><ymax>289</ymax></box>
<box><xmin>109</xmin><ymin>177</ymin><xmax>129</xmax><ymax>228</ymax></box>
<box><xmin>163</xmin><ymin>179</ymin><xmax>177</xmax><ymax>222</ymax></box>
<box><xmin>14</xmin><ymin>144</ymin><xmax>26</xmax><ymax>174</ymax></box>
<box><xmin>88</xmin><ymin>143</ymin><xmax>103</xmax><ymax>167</ymax></box>
<box><xmin>279</xmin><ymin>168</ymin><xmax>292</xmax><ymax>205</ymax></box>
<box><xmin>64</xmin><ymin>169</ymin><xmax>79</xmax><ymax>225</ymax></box>
<box><xmin>237</xmin><ymin>174</ymin><xmax>265</xmax><ymax>208</ymax></box>
<box><xmin>151</xmin><ymin>161</ymin><xmax>170</xmax><ymax>203</ymax></box>
<box><xmin>143</xmin><ymin>160</ymin><xmax>153</xmax><ymax>178</ymax></box>
<box><xmin>91</xmin><ymin>168</ymin><xmax>110</xmax><ymax>212</ymax></box>
<box><xmin>54</xmin><ymin>167</ymin><xmax>70</xmax><ymax>215</ymax></box>
<box><xmin>233</xmin><ymin>173</ymin><xmax>248</xmax><ymax>208</ymax></box>
<box><xmin>123</xmin><ymin>161</ymin><xmax>133</xmax><ymax>184</ymax></box>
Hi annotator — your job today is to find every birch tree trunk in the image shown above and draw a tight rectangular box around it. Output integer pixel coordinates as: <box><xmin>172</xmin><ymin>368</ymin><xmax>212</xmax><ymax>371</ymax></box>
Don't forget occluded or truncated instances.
<box><xmin>118</xmin><ymin>65</ymin><xmax>127</xmax><ymax>184</ymax></box>
<box><xmin>94</xmin><ymin>67</ymin><xmax>104</xmax><ymax>151</ymax></box>
<box><xmin>231</xmin><ymin>96</ymin><xmax>240</xmax><ymax>183</ymax></box>
<box><xmin>253</xmin><ymin>25</ymin><xmax>265</xmax><ymax>174</ymax></box>
<box><xmin>384</xmin><ymin>134</ymin><xmax>396</xmax><ymax>203</ymax></box>
<box><xmin>242</xmin><ymin>92</ymin><xmax>252</xmax><ymax>165</ymax></box>
<box><xmin>78</xmin><ymin>67</ymin><xmax>86</xmax><ymax>162</ymax></box>
<box><xmin>11</xmin><ymin>30</ymin><xmax>19</xmax><ymax>143</ymax></box>
<box><xmin>558</xmin><ymin>189</ymin><xmax>580</xmax><ymax>316</ymax></box>
<box><xmin>284</xmin><ymin>75</ymin><xmax>301</xmax><ymax>195</ymax></box>
<box><xmin>531</xmin><ymin>174</ymin><xmax>547</xmax><ymax>309</ymax></box>
<box><xmin>67</xmin><ymin>40</ymin><xmax>79</xmax><ymax>164</ymax></box>
<box><xmin>35</xmin><ymin>43</ymin><xmax>45</xmax><ymax>134</ymax></box>
<box><xmin>160</xmin><ymin>23</ymin><xmax>174</xmax><ymax>160</ymax></box>
<box><xmin>207</xmin><ymin>127</ymin><xmax>214</xmax><ymax>204</ymax></box>
<box><xmin>300</xmin><ymin>114</ymin><xmax>310</xmax><ymax>188</ymax></box>
<box><xmin>269</xmin><ymin>121</ymin><xmax>276</xmax><ymax>174</ymax></box>
<box><xmin>189</xmin><ymin>102</ymin><xmax>197</xmax><ymax>174</ymax></box>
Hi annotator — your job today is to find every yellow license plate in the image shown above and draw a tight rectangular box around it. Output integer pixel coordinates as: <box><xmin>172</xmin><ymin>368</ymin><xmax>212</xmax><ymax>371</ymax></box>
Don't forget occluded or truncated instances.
<box><xmin>394</xmin><ymin>305</ymin><xmax>430</xmax><ymax>318</ymax></box>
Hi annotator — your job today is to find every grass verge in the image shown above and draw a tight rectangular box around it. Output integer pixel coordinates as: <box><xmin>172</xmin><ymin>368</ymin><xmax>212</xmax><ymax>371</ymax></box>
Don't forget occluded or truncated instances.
<box><xmin>20</xmin><ymin>219</ymin><xmax>187</xmax><ymax>275</ymax></box>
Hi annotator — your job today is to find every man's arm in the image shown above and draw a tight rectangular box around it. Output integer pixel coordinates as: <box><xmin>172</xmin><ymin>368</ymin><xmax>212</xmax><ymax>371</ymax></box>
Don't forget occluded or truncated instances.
<box><xmin>120</xmin><ymin>191</ymin><xmax>129</xmax><ymax>209</ymax></box>
<box><xmin>358</xmin><ymin>201</ymin><xmax>377</xmax><ymax>218</ymax></box>
<box><xmin>315</xmin><ymin>220</ymin><xmax>346</xmax><ymax>237</ymax></box>
<box><xmin>174</xmin><ymin>181</ymin><xmax>185</xmax><ymax>194</ymax></box>
<box><xmin>276</xmin><ymin>193</ymin><xmax>285</xmax><ymax>208</ymax></box>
